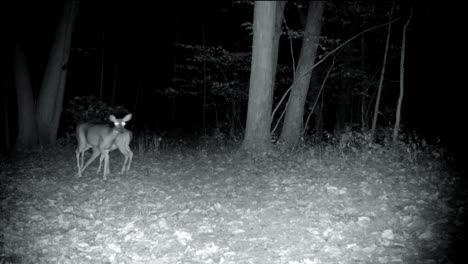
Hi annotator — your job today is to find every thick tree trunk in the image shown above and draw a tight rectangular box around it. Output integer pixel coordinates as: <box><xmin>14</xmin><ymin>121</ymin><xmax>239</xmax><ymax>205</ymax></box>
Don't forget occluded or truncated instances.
<box><xmin>242</xmin><ymin>1</ymin><xmax>285</xmax><ymax>152</ymax></box>
<box><xmin>279</xmin><ymin>1</ymin><xmax>324</xmax><ymax>148</ymax></box>
<box><xmin>36</xmin><ymin>0</ymin><xmax>79</xmax><ymax>145</ymax></box>
<box><xmin>14</xmin><ymin>45</ymin><xmax>38</xmax><ymax>150</ymax></box>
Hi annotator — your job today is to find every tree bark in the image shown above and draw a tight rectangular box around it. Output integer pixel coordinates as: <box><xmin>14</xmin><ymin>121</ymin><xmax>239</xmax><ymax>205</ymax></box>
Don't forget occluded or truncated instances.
<box><xmin>36</xmin><ymin>0</ymin><xmax>79</xmax><ymax>145</ymax></box>
<box><xmin>393</xmin><ymin>6</ymin><xmax>412</xmax><ymax>144</ymax></box>
<box><xmin>202</xmin><ymin>22</ymin><xmax>207</xmax><ymax>134</ymax></box>
<box><xmin>334</xmin><ymin>14</ymin><xmax>360</xmax><ymax>136</ymax></box>
<box><xmin>2</xmin><ymin>77</ymin><xmax>12</xmax><ymax>152</ymax></box>
<box><xmin>371</xmin><ymin>1</ymin><xmax>394</xmax><ymax>140</ymax></box>
<box><xmin>270</xmin><ymin>1</ymin><xmax>286</xmax><ymax>87</ymax></box>
<box><xmin>14</xmin><ymin>45</ymin><xmax>38</xmax><ymax>150</ymax></box>
<box><xmin>111</xmin><ymin>63</ymin><xmax>118</xmax><ymax>105</ymax></box>
<box><xmin>335</xmin><ymin>71</ymin><xmax>351</xmax><ymax>134</ymax></box>
<box><xmin>279</xmin><ymin>1</ymin><xmax>324</xmax><ymax>148</ymax></box>
<box><xmin>99</xmin><ymin>30</ymin><xmax>105</xmax><ymax>98</ymax></box>
<box><xmin>242</xmin><ymin>1</ymin><xmax>285</xmax><ymax>152</ymax></box>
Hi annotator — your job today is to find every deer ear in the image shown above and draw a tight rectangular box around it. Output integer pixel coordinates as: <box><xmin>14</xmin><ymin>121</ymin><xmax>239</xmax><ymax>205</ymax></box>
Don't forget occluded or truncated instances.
<box><xmin>123</xmin><ymin>114</ymin><xmax>132</xmax><ymax>122</ymax></box>
<box><xmin>109</xmin><ymin>115</ymin><xmax>117</xmax><ymax>122</ymax></box>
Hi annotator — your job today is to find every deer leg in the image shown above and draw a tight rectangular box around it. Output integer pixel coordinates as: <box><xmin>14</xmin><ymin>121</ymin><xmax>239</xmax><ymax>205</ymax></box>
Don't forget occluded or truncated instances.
<box><xmin>120</xmin><ymin>153</ymin><xmax>128</xmax><ymax>175</ymax></box>
<box><xmin>101</xmin><ymin>150</ymin><xmax>110</xmax><ymax>180</ymax></box>
<box><xmin>106</xmin><ymin>152</ymin><xmax>110</xmax><ymax>177</ymax></box>
<box><xmin>76</xmin><ymin>146</ymin><xmax>91</xmax><ymax>177</ymax></box>
<box><xmin>80</xmin><ymin>150</ymin><xmax>85</xmax><ymax>169</ymax></box>
<box><xmin>126</xmin><ymin>150</ymin><xmax>133</xmax><ymax>172</ymax></box>
<box><xmin>76</xmin><ymin>149</ymin><xmax>82</xmax><ymax>177</ymax></box>
<box><xmin>97</xmin><ymin>152</ymin><xmax>104</xmax><ymax>174</ymax></box>
<box><xmin>118</xmin><ymin>147</ymin><xmax>133</xmax><ymax>174</ymax></box>
<box><xmin>81</xmin><ymin>148</ymin><xmax>100</xmax><ymax>175</ymax></box>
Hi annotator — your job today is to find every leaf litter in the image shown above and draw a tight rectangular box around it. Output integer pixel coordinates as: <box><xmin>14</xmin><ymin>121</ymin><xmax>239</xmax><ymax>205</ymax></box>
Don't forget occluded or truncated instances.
<box><xmin>0</xmin><ymin>145</ymin><xmax>466</xmax><ymax>264</ymax></box>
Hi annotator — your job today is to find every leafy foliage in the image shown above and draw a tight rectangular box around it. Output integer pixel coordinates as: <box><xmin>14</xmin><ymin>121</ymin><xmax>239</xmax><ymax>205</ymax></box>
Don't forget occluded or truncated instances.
<box><xmin>158</xmin><ymin>44</ymin><xmax>254</xmax><ymax>135</ymax></box>
<box><xmin>170</xmin><ymin>44</ymin><xmax>251</xmax><ymax>101</ymax></box>
<box><xmin>61</xmin><ymin>96</ymin><xmax>129</xmax><ymax>142</ymax></box>
<box><xmin>65</xmin><ymin>96</ymin><xmax>129</xmax><ymax>124</ymax></box>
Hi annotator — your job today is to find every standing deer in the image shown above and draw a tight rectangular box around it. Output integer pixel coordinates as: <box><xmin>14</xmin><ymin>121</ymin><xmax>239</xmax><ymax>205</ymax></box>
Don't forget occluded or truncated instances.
<box><xmin>96</xmin><ymin>128</ymin><xmax>133</xmax><ymax>175</ymax></box>
<box><xmin>76</xmin><ymin>114</ymin><xmax>133</xmax><ymax>180</ymax></box>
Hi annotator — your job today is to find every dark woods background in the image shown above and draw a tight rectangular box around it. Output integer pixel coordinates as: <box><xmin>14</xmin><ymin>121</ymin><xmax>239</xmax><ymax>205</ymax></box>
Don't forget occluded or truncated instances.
<box><xmin>1</xmin><ymin>0</ymin><xmax>465</xmax><ymax>164</ymax></box>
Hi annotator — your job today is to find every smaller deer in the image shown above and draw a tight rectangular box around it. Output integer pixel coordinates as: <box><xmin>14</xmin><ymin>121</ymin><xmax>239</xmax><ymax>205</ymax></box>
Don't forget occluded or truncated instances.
<box><xmin>96</xmin><ymin>129</ymin><xmax>133</xmax><ymax>175</ymax></box>
<box><xmin>76</xmin><ymin>114</ymin><xmax>133</xmax><ymax>180</ymax></box>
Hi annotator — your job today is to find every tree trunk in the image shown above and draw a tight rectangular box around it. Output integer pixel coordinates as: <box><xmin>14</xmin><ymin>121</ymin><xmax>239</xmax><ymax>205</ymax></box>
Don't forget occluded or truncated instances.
<box><xmin>359</xmin><ymin>34</ymin><xmax>367</xmax><ymax>130</ymax></box>
<box><xmin>242</xmin><ymin>1</ymin><xmax>285</xmax><ymax>153</ymax></box>
<box><xmin>371</xmin><ymin>2</ymin><xmax>394</xmax><ymax>140</ymax></box>
<box><xmin>314</xmin><ymin>99</ymin><xmax>323</xmax><ymax>138</ymax></box>
<box><xmin>111</xmin><ymin>63</ymin><xmax>118</xmax><ymax>105</ymax></box>
<box><xmin>99</xmin><ymin>30</ymin><xmax>105</xmax><ymax>98</ymax></box>
<box><xmin>172</xmin><ymin>22</ymin><xmax>179</xmax><ymax>126</ymax></box>
<box><xmin>335</xmin><ymin>73</ymin><xmax>351</xmax><ymax>134</ymax></box>
<box><xmin>393</xmin><ymin>6</ymin><xmax>412</xmax><ymax>144</ymax></box>
<box><xmin>270</xmin><ymin>1</ymin><xmax>286</xmax><ymax>85</ymax></box>
<box><xmin>334</xmin><ymin>15</ymin><xmax>360</xmax><ymax>136</ymax></box>
<box><xmin>279</xmin><ymin>1</ymin><xmax>324</xmax><ymax>148</ymax></box>
<box><xmin>2</xmin><ymin>77</ymin><xmax>12</xmax><ymax>153</ymax></box>
<box><xmin>36</xmin><ymin>0</ymin><xmax>79</xmax><ymax>145</ymax></box>
<box><xmin>132</xmin><ymin>79</ymin><xmax>141</xmax><ymax>123</ymax></box>
<box><xmin>201</xmin><ymin>22</ymin><xmax>207</xmax><ymax>134</ymax></box>
<box><xmin>171</xmin><ymin>98</ymin><xmax>176</xmax><ymax>123</ymax></box>
<box><xmin>14</xmin><ymin>45</ymin><xmax>38</xmax><ymax>150</ymax></box>
<box><xmin>230</xmin><ymin>99</ymin><xmax>236</xmax><ymax>138</ymax></box>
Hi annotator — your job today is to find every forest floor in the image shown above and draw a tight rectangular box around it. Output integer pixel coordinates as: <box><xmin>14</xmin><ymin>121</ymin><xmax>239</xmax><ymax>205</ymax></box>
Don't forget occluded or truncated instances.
<box><xmin>1</xmin><ymin>141</ymin><xmax>466</xmax><ymax>264</ymax></box>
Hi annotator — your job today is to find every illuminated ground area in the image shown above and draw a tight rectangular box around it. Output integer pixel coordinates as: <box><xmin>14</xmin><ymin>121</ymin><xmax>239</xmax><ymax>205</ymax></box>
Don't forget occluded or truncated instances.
<box><xmin>1</xmin><ymin>144</ymin><xmax>465</xmax><ymax>263</ymax></box>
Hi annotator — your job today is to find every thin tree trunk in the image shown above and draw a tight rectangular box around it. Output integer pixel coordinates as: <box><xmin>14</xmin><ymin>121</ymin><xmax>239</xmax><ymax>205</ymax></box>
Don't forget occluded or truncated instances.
<box><xmin>111</xmin><ymin>63</ymin><xmax>118</xmax><ymax>105</ymax></box>
<box><xmin>202</xmin><ymin>22</ymin><xmax>207</xmax><ymax>135</ymax></box>
<box><xmin>335</xmin><ymin>75</ymin><xmax>350</xmax><ymax>134</ymax></box>
<box><xmin>315</xmin><ymin>97</ymin><xmax>324</xmax><ymax>138</ymax></box>
<box><xmin>230</xmin><ymin>99</ymin><xmax>236</xmax><ymax>137</ymax></box>
<box><xmin>334</xmin><ymin>14</ymin><xmax>361</xmax><ymax>136</ymax></box>
<box><xmin>171</xmin><ymin>99</ymin><xmax>176</xmax><ymax>123</ymax></box>
<box><xmin>172</xmin><ymin>20</ymin><xmax>179</xmax><ymax>126</ymax></box>
<box><xmin>36</xmin><ymin>0</ymin><xmax>79</xmax><ymax>145</ymax></box>
<box><xmin>14</xmin><ymin>45</ymin><xmax>38</xmax><ymax>150</ymax></box>
<box><xmin>393</xmin><ymin>6</ymin><xmax>412</xmax><ymax>144</ymax></box>
<box><xmin>242</xmin><ymin>1</ymin><xmax>285</xmax><ymax>152</ymax></box>
<box><xmin>270</xmin><ymin>10</ymin><xmax>297</xmax><ymax>137</ymax></box>
<box><xmin>270</xmin><ymin>1</ymin><xmax>288</xmax><ymax>136</ymax></box>
<box><xmin>2</xmin><ymin>78</ymin><xmax>12</xmax><ymax>152</ymax></box>
<box><xmin>371</xmin><ymin>1</ymin><xmax>394</xmax><ymax>140</ymax></box>
<box><xmin>271</xmin><ymin>1</ymin><xmax>286</xmax><ymax>86</ymax></box>
<box><xmin>279</xmin><ymin>1</ymin><xmax>324</xmax><ymax>148</ymax></box>
<box><xmin>303</xmin><ymin>57</ymin><xmax>334</xmax><ymax>137</ymax></box>
<box><xmin>132</xmin><ymin>79</ymin><xmax>141</xmax><ymax>123</ymax></box>
<box><xmin>99</xmin><ymin>30</ymin><xmax>105</xmax><ymax>98</ymax></box>
<box><xmin>283</xmin><ymin>18</ymin><xmax>296</xmax><ymax>78</ymax></box>
<box><xmin>360</xmin><ymin>34</ymin><xmax>366</xmax><ymax>129</ymax></box>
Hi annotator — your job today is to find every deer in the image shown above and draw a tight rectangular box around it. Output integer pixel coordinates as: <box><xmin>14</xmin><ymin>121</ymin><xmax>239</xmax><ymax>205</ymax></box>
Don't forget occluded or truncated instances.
<box><xmin>76</xmin><ymin>114</ymin><xmax>133</xmax><ymax>180</ymax></box>
<box><xmin>96</xmin><ymin>129</ymin><xmax>133</xmax><ymax>175</ymax></box>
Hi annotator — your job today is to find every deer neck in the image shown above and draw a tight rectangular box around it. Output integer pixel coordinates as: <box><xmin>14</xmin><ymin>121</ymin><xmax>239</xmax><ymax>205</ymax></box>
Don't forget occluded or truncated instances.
<box><xmin>101</xmin><ymin>128</ymin><xmax>123</xmax><ymax>149</ymax></box>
